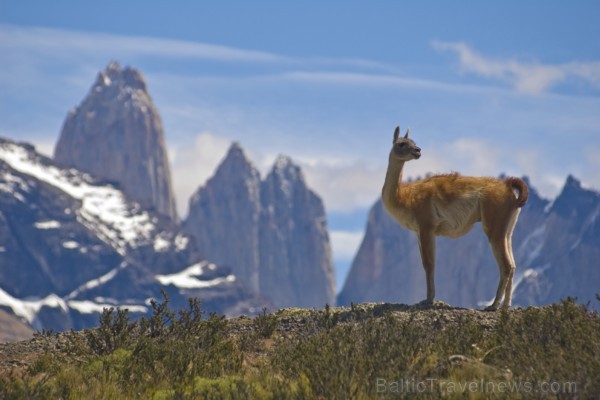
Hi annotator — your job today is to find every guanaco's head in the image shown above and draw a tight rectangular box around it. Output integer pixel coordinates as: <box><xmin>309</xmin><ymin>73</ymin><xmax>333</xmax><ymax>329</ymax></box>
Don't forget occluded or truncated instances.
<box><xmin>391</xmin><ymin>126</ymin><xmax>421</xmax><ymax>161</ymax></box>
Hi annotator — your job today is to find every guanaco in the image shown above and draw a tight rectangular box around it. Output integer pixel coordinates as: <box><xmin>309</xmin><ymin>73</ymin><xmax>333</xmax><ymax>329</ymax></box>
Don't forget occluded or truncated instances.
<box><xmin>382</xmin><ymin>126</ymin><xmax>528</xmax><ymax>310</ymax></box>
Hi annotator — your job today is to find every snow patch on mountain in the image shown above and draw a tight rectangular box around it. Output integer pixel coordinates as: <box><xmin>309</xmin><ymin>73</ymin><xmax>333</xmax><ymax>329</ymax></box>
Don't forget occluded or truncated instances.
<box><xmin>62</xmin><ymin>241</ymin><xmax>79</xmax><ymax>249</ymax></box>
<box><xmin>68</xmin><ymin>300</ymin><xmax>147</xmax><ymax>314</ymax></box>
<box><xmin>0</xmin><ymin>142</ymin><xmax>155</xmax><ymax>254</ymax></box>
<box><xmin>570</xmin><ymin>204</ymin><xmax>600</xmax><ymax>251</ymax></box>
<box><xmin>174</xmin><ymin>234</ymin><xmax>189</xmax><ymax>251</ymax></box>
<box><xmin>66</xmin><ymin>262</ymin><xmax>127</xmax><ymax>300</ymax></box>
<box><xmin>156</xmin><ymin>262</ymin><xmax>236</xmax><ymax>289</ymax></box>
<box><xmin>0</xmin><ymin>171</ymin><xmax>29</xmax><ymax>203</ymax></box>
<box><xmin>34</xmin><ymin>220</ymin><xmax>61</xmax><ymax>229</ymax></box>
<box><xmin>153</xmin><ymin>233</ymin><xmax>171</xmax><ymax>252</ymax></box>
<box><xmin>0</xmin><ymin>288</ymin><xmax>67</xmax><ymax>324</ymax></box>
<box><xmin>517</xmin><ymin>224</ymin><xmax>546</xmax><ymax>267</ymax></box>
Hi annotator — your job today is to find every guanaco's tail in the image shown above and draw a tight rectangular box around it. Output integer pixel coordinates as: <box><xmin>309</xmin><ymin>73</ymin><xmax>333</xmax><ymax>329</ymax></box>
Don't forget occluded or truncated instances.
<box><xmin>505</xmin><ymin>177</ymin><xmax>529</xmax><ymax>208</ymax></box>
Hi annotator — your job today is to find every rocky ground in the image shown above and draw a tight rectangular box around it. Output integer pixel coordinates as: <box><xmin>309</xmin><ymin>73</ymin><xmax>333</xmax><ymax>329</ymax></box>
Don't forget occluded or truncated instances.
<box><xmin>2</xmin><ymin>300</ymin><xmax>597</xmax><ymax>399</ymax></box>
<box><xmin>0</xmin><ymin>302</ymin><xmax>503</xmax><ymax>372</ymax></box>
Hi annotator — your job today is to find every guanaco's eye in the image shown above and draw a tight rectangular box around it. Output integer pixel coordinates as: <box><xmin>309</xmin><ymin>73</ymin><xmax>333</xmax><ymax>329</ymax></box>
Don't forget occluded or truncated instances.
<box><xmin>398</xmin><ymin>142</ymin><xmax>406</xmax><ymax>147</ymax></box>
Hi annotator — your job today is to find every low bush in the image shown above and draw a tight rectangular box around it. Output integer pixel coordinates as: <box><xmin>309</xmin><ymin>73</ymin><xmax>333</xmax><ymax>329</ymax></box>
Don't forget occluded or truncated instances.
<box><xmin>1</xmin><ymin>298</ymin><xmax>598</xmax><ymax>399</ymax></box>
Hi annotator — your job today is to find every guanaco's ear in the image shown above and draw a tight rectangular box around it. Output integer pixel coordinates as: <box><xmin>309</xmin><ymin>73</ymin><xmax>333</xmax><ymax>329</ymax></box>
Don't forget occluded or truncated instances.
<box><xmin>404</xmin><ymin>128</ymin><xmax>410</xmax><ymax>139</ymax></box>
<box><xmin>393</xmin><ymin>126</ymin><xmax>400</xmax><ymax>143</ymax></box>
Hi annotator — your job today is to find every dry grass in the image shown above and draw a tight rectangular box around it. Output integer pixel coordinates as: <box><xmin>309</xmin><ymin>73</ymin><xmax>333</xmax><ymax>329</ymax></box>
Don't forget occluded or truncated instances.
<box><xmin>1</xmin><ymin>296</ymin><xmax>598</xmax><ymax>399</ymax></box>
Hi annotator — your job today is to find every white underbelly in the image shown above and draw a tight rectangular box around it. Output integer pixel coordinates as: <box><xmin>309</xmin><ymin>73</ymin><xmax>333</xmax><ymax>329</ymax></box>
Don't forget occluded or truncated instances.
<box><xmin>433</xmin><ymin>199</ymin><xmax>480</xmax><ymax>238</ymax></box>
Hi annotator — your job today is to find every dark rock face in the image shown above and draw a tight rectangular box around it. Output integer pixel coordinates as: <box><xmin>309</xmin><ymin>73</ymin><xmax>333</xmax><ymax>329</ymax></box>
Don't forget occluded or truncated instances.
<box><xmin>0</xmin><ymin>138</ymin><xmax>268</xmax><ymax>331</ymax></box>
<box><xmin>259</xmin><ymin>157</ymin><xmax>335</xmax><ymax>308</ymax></box>
<box><xmin>513</xmin><ymin>176</ymin><xmax>600</xmax><ymax>308</ymax></box>
<box><xmin>184</xmin><ymin>145</ymin><xmax>336</xmax><ymax>309</ymax></box>
<box><xmin>339</xmin><ymin>176</ymin><xmax>600</xmax><ymax>310</ymax></box>
<box><xmin>54</xmin><ymin>62</ymin><xmax>178</xmax><ymax>220</ymax></box>
<box><xmin>184</xmin><ymin>144</ymin><xmax>262</xmax><ymax>293</ymax></box>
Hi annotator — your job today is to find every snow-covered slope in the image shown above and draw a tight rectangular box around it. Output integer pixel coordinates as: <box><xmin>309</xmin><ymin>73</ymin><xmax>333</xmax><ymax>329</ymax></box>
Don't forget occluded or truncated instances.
<box><xmin>0</xmin><ymin>138</ymin><xmax>268</xmax><ymax>332</ymax></box>
<box><xmin>1</xmin><ymin>140</ymin><xmax>160</xmax><ymax>255</ymax></box>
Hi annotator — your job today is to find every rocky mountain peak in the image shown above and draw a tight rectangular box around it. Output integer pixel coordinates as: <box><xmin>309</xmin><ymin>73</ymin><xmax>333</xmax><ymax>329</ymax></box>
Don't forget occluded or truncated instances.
<box><xmin>269</xmin><ymin>155</ymin><xmax>302</xmax><ymax>181</ymax></box>
<box><xmin>88</xmin><ymin>62</ymin><xmax>150</xmax><ymax>111</ymax></box>
<box><xmin>227</xmin><ymin>141</ymin><xmax>244</xmax><ymax>154</ymax></box>
<box><xmin>184</xmin><ymin>143</ymin><xmax>335</xmax><ymax>308</ymax></box>
<box><xmin>94</xmin><ymin>62</ymin><xmax>147</xmax><ymax>92</ymax></box>
<box><xmin>184</xmin><ymin>142</ymin><xmax>262</xmax><ymax>293</ymax></box>
<box><xmin>263</xmin><ymin>155</ymin><xmax>309</xmax><ymax>207</ymax></box>
<box><xmin>565</xmin><ymin>174</ymin><xmax>581</xmax><ymax>188</ymax></box>
<box><xmin>272</xmin><ymin>154</ymin><xmax>294</xmax><ymax>171</ymax></box>
<box><xmin>188</xmin><ymin>142</ymin><xmax>261</xmax><ymax>209</ymax></box>
<box><xmin>54</xmin><ymin>63</ymin><xmax>178</xmax><ymax>220</ymax></box>
<box><xmin>215</xmin><ymin>142</ymin><xmax>259</xmax><ymax>179</ymax></box>
<box><xmin>551</xmin><ymin>175</ymin><xmax>598</xmax><ymax>221</ymax></box>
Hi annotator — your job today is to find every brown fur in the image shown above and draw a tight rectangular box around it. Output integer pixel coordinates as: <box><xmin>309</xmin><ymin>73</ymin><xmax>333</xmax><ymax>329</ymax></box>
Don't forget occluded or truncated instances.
<box><xmin>382</xmin><ymin>127</ymin><xmax>528</xmax><ymax>310</ymax></box>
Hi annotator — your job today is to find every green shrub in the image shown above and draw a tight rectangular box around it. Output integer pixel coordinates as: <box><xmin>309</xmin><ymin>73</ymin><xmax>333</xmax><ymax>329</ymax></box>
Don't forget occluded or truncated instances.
<box><xmin>253</xmin><ymin>308</ymin><xmax>279</xmax><ymax>339</ymax></box>
<box><xmin>2</xmin><ymin>299</ymin><xmax>599</xmax><ymax>399</ymax></box>
<box><xmin>85</xmin><ymin>307</ymin><xmax>134</xmax><ymax>355</ymax></box>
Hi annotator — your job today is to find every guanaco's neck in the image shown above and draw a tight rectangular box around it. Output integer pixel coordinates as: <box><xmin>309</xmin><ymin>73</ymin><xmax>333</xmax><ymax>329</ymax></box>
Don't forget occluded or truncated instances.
<box><xmin>382</xmin><ymin>152</ymin><xmax>405</xmax><ymax>210</ymax></box>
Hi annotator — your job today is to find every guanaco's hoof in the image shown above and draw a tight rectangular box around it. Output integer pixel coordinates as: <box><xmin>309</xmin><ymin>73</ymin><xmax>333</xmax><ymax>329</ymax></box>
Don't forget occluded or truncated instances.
<box><xmin>483</xmin><ymin>305</ymin><xmax>498</xmax><ymax>312</ymax></box>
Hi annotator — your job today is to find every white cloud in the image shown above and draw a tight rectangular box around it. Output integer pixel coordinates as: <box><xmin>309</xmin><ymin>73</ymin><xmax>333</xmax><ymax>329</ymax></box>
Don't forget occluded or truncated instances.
<box><xmin>281</xmin><ymin>71</ymin><xmax>475</xmax><ymax>93</ymax></box>
<box><xmin>582</xmin><ymin>147</ymin><xmax>600</xmax><ymax>192</ymax></box>
<box><xmin>330</xmin><ymin>230</ymin><xmax>364</xmax><ymax>261</ymax></box>
<box><xmin>584</xmin><ymin>147</ymin><xmax>600</xmax><ymax>169</ymax></box>
<box><xmin>33</xmin><ymin>140</ymin><xmax>55</xmax><ymax>158</ymax></box>
<box><xmin>433</xmin><ymin>41</ymin><xmax>600</xmax><ymax>94</ymax></box>
<box><xmin>0</xmin><ymin>23</ymin><xmax>397</xmax><ymax>76</ymax></box>
<box><xmin>0</xmin><ymin>131</ymin><xmax>54</xmax><ymax>157</ymax></box>
<box><xmin>568</xmin><ymin>62</ymin><xmax>600</xmax><ymax>87</ymax></box>
<box><xmin>446</xmin><ymin>138</ymin><xmax>502</xmax><ymax>175</ymax></box>
<box><xmin>170</xmin><ymin>132</ymin><xmax>231</xmax><ymax>217</ymax></box>
<box><xmin>299</xmin><ymin>158</ymin><xmax>385</xmax><ymax>212</ymax></box>
<box><xmin>0</xmin><ymin>23</ymin><xmax>287</xmax><ymax>64</ymax></box>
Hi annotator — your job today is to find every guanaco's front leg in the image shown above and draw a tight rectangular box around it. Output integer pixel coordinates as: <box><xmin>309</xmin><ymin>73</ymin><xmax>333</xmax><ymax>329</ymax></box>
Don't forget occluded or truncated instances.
<box><xmin>417</xmin><ymin>229</ymin><xmax>436</xmax><ymax>304</ymax></box>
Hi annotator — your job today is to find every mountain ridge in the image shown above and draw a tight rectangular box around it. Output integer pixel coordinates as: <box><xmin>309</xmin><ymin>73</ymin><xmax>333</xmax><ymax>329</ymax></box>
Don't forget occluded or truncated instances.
<box><xmin>0</xmin><ymin>138</ymin><xmax>269</xmax><ymax>332</ymax></box>
<box><xmin>184</xmin><ymin>142</ymin><xmax>336</xmax><ymax>309</ymax></box>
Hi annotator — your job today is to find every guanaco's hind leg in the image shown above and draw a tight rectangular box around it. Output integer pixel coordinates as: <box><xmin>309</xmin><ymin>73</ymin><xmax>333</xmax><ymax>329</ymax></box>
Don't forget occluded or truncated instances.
<box><xmin>502</xmin><ymin>209</ymin><xmax>520</xmax><ymax>308</ymax></box>
<box><xmin>485</xmin><ymin>237</ymin><xmax>514</xmax><ymax>311</ymax></box>
<box><xmin>482</xmin><ymin>205</ymin><xmax>517</xmax><ymax>311</ymax></box>
<box><xmin>417</xmin><ymin>230</ymin><xmax>436</xmax><ymax>304</ymax></box>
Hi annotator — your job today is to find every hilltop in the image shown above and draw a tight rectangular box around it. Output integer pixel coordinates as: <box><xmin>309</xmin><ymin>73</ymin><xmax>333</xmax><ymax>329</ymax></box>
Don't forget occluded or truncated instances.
<box><xmin>1</xmin><ymin>298</ymin><xmax>599</xmax><ymax>399</ymax></box>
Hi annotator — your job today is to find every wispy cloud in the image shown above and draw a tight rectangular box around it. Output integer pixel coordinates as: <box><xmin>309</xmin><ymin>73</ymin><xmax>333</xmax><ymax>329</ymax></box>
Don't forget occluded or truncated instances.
<box><xmin>0</xmin><ymin>24</ymin><xmax>287</xmax><ymax>63</ymax></box>
<box><xmin>299</xmin><ymin>158</ymin><xmax>385</xmax><ymax>212</ymax></box>
<box><xmin>0</xmin><ymin>23</ymin><xmax>397</xmax><ymax>74</ymax></box>
<box><xmin>281</xmin><ymin>71</ymin><xmax>482</xmax><ymax>93</ymax></box>
<box><xmin>170</xmin><ymin>132</ymin><xmax>232</xmax><ymax>217</ymax></box>
<box><xmin>433</xmin><ymin>41</ymin><xmax>600</xmax><ymax>94</ymax></box>
<box><xmin>582</xmin><ymin>147</ymin><xmax>600</xmax><ymax>192</ymax></box>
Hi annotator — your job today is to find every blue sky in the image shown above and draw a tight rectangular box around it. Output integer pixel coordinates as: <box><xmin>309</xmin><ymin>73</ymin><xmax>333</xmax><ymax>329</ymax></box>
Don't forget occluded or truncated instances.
<box><xmin>2</xmin><ymin>1</ymin><xmax>600</xmax><ymax>290</ymax></box>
